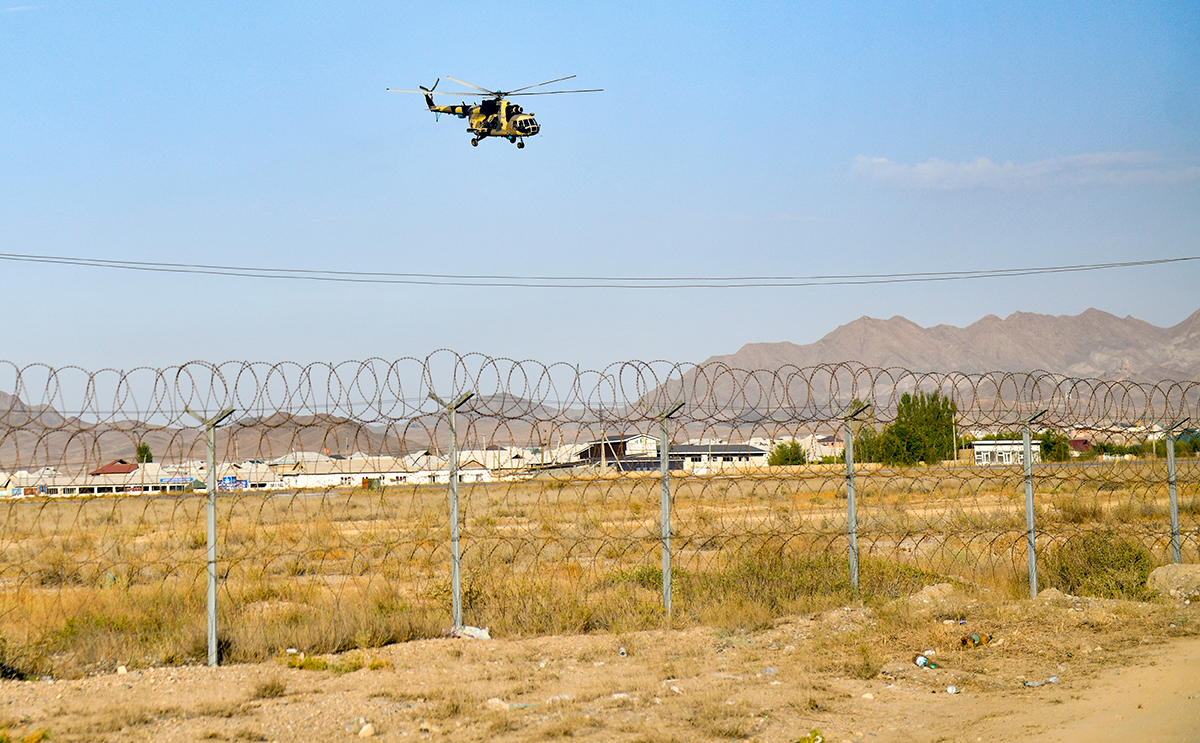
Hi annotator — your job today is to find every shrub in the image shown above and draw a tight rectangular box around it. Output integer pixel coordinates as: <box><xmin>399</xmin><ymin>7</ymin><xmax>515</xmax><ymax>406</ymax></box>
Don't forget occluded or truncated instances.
<box><xmin>251</xmin><ymin>678</ymin><xmax>286</xmax><ymax>699</ymax></box>
<box><xmin>678</xmin><ymin>548</ymin><xmax>944</xmax><ymax>630</ymax></box>
<box><xmin>1040</xmin><ymin>531</ymin><xmax>1156</xmax><ymax>601</ymax></box>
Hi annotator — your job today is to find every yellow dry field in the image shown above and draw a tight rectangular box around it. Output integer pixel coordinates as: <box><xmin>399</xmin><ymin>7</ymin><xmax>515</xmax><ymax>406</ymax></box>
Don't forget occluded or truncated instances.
<box><xmin>0</xmin><ymin>462</ymin><xmax>1195</xmax><ymax>687</ymax></box>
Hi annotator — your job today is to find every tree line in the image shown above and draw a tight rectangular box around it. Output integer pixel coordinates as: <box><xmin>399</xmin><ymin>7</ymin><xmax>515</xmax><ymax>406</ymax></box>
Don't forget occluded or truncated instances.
<box><xmin>765</xmin><ymin>390</ymin><xmax>1197</xmax><ymax>467</ymax></box>
<box><xmin>769</xmin><ymin>390</ymin><xmax>962</xmax><ymax>467</ymax></box>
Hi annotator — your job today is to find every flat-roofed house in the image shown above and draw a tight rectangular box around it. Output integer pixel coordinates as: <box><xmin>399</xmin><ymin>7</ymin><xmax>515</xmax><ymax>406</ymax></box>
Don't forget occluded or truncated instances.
<box><xmin>673</xmin><ymin>444</ymin><xmax>768</xmax><ymax>473</ymax></box>
<box><xmin>973</xmin><ymin>440</ymin><xmax>1041</xmax><ymax>466</ymax></box>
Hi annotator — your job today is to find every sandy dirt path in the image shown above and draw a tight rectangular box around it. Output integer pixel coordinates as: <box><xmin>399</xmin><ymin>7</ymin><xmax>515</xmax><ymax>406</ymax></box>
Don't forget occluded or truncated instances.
<box><xmin>968</xmin><ymin>636</ymin><xmax>1200</xmax><ymax>742</ymax></box>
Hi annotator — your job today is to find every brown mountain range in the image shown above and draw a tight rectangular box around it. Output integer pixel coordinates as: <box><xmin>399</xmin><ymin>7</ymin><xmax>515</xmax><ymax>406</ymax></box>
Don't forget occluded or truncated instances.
<box><xmin>701</xmin><ymin>307</ymin><xmax>1200</xmax><ymax>381</ymax></box>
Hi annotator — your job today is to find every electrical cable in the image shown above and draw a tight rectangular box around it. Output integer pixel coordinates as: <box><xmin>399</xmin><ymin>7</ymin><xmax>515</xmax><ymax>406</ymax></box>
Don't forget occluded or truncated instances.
<box><xmin>0</xmin><ymin>252</ymin><xmax>1194</xmax><ymax>289</ymax></box>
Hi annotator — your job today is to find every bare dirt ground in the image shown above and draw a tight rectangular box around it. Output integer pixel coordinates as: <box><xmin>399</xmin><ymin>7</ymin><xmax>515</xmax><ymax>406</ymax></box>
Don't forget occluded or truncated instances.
<box><xmin>2</xmin><ymin>588</ymin><xmax>1197</xmax><ymax>743</ymax></box>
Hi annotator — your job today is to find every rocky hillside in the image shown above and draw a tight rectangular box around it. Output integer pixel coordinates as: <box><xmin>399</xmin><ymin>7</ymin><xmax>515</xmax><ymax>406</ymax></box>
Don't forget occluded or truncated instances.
<box><xmin>702</xmin><ymin>307</ymin><xmax>1200</xmax><ymax>381</ymax></box>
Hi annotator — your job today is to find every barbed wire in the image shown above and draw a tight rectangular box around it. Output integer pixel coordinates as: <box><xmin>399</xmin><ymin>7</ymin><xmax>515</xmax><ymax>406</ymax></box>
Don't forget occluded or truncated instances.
<box><xmin>0</xmin><ymin>356</ymin><xmax>1196</xmax><ymax>677</ymax></box>
<box><xmin>3</xmin><ymin>355</ymin><xmax>1197</xmax><ymax>426</ymax></box>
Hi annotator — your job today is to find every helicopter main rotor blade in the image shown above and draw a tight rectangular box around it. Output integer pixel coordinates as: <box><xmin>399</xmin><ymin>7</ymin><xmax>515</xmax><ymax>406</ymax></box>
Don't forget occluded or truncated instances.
<box><xmin>445</xmin><ymin>77</ymin><xmax>499</xmax><ymax>95</ymax></box>
<box><xmin>387</xmin><ymin>88</ymin><xmax>485</xmax><ymax>96</ymax></box>
<box><xmin>506</xmin><ymin>88</ymin><xmax>603</xmax><ymax>96</ymax></box>
<box><xmin>506</xmin><ymin>75</ymin><xmax>577</xmax><ymax>94</ymax></box>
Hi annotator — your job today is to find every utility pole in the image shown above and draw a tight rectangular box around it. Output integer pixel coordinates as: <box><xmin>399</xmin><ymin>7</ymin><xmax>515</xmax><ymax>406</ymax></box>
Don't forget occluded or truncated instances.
<box><xmin>185</xmin><ymin>405</ymin><xmax>234</xmax><ymax>667</ymax></box>
<box><xmin>429</xmin><ymin>390</ymin><xmax>474</xmax><ymax>629</ymax></box>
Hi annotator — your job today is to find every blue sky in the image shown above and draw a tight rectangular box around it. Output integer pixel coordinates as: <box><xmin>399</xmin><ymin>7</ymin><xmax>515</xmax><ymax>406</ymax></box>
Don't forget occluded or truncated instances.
<box><xmin>2</xmin><ymin>1</ymin><xmax>1198</xmax><ymax>370</ymax></box>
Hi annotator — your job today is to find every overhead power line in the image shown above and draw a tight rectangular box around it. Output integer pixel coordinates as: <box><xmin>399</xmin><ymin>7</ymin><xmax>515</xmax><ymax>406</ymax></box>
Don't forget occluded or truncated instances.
<box><xmin>0</xmin><ymin>252</ymin><xmax>1195</xmax><ymax>289</ymax></box>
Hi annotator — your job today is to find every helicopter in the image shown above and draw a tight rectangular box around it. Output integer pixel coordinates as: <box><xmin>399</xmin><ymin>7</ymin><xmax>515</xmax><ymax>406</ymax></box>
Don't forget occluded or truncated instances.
<box><xmin>387</xmin><ymin>75</ymin><xmax>601</xmax><ymax>148</ymax></box>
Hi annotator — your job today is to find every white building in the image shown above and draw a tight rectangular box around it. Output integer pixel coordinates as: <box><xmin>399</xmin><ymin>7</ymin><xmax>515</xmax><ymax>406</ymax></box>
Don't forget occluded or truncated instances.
<box><xmin>973</xmin><ymin>440</ymin><xmax>1041</xmax><ymax>466</ymax></box>
<box><xmin>672</xmin><ymin>444</ymin><xmax>768</xmax><ymax>473</ymax></box>
<box><xmin>4</xmin><ymin>459</ymin><xmax>281</xmax><ymax>496</ymax></box>
<box><xmin>266</xmin><ymin>451</ymin><xmax>492</xmax><ymax>488</ymax></box>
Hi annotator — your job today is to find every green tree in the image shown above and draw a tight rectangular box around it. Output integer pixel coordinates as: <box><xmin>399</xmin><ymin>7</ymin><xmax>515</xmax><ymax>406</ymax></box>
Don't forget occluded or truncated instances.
<box><xmin>1090</xmin><ymin>441</ymin><xmax>1139</xmax><ymax>458</ymax></box>
<box><xmin>1152</xmin><ymin>433</ymin><xmax>1199</xmax><ymax>458</ymax></box>
<box><xmin>1039</xmin><ymin>430</ymin><xmax>1071</xmax><ymax>462</ymax></box>
<box><xmin>874</xmin><ymin>390</ymin><xmax>957</xmax><ymax>466</ymax></box>
<box><xmin>846</xmin><ymin>397</ymin><xmax>881</xmax><ymax>464</ymax></box>
<box><xmin>768</xmin><ymin>441</ymin><xmax>807</xmax><ymax>466</ymax></box>
<box><xmin>853</xmin><ymin>419</ymin><xmax>881</xmax><ymax>464</ymax></box>
<box><xmin>977</xmin><ymin>431</ymin><xmax>1020</xmax><ymax>441</ymax></box>
<box><xmin>136</xmin><ymin>442</ymin><xmax>153</xmax><ymax>463</ymax></box>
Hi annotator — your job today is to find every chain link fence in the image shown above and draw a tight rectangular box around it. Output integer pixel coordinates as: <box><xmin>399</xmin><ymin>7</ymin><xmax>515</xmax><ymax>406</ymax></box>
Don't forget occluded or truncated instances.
<box><xmin>1</xmin><ymin>356</ymin><xmax>1197</xmax><ymax>676</ymax></box>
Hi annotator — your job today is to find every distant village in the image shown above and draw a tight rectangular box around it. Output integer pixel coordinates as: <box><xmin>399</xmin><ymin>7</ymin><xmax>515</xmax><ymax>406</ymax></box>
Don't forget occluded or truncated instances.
<box><xmin>4</xmin><ymin>433</ymin><xmax>809</xmax><ymax>496</ymax></box>
<box><xmin>2</xmin><ymin>421</ymin><xmax>1174</xmax><ymax>498</ymax></box>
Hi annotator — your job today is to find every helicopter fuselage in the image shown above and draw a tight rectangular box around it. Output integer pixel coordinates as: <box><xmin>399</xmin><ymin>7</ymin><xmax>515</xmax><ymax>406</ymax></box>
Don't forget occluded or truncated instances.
<box><xmin>424</xmin><ymin>93</ymin><xmax>539</xmax><ymax>145</ymax></box>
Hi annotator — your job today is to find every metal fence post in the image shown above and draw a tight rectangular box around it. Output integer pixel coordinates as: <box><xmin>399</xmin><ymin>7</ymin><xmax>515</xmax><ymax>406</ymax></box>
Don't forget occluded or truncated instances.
<box><xmin>844</xmin><ymin>418</ymin><xmax>859</xmax><ymax>592</ymax></box>
<box><xmin>657</xmin><ymin>401</ymin><xmax>684</xmax><ymax>618</ymax></box>
<box><xmin>842</xmin><ymin>403</ymin><xmax>869</xmax><ymax>593</ymax></box>
<box><xmin>185</xmin><ymin>406</ymin><xmax>234</xmax><ymax>667</ymax></box>
<box><xmin>430</xmin><ymin>391</ymin><xmax>473</xmax><ymax>629</ymax></box>
<box><xmin>1166</xmin><ymin>417</ymin><xmax>1189</xmax><ymax>564</ymax></box>
<box><xmin>1020</xmin><ymin>409</ymin><xmax>1047</xmax><ymax>599</ymax></box>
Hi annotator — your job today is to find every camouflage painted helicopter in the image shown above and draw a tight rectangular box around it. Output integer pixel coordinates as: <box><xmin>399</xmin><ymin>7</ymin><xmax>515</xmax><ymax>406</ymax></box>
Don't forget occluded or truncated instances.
<box><xmin>387</xmin><ymin>75</ymin><xmax>601</xmax><ymax>148</ymax></box>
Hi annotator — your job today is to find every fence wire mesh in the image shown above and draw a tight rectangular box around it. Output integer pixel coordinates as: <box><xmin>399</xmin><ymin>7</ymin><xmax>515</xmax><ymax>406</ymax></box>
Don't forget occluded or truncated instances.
<box><xmin>1</xmin><ymin>355</ymin><xmax>1197</xmax><ymax>675</ymax></box>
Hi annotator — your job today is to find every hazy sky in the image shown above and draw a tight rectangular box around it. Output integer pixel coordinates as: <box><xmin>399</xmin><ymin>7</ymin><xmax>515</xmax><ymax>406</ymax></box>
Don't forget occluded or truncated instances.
<box><xmin>3</xmin><ymin>1</ymin><xmax>1198</xmax><ymax>370</ymax></box>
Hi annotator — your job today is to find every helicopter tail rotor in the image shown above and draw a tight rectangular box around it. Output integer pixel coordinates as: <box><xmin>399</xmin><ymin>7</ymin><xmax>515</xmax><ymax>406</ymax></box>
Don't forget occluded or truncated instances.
<box><xmin>417</xmin><ymin>79</ymin><xmax>439</xmax><ymax>110</ymax></box>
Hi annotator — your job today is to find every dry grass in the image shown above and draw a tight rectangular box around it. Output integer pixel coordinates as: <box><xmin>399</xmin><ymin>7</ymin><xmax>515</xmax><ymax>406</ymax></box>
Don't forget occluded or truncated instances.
<box><xmin>626</xmin><ymin>732</ymin><xmax>685</xmax><ymax>743</ymax></box>
<box><xmin>427</xmin><ymin>687</ymin><xmax>479</xmax><ymax>720</ymax></box>
<box><xmin>685</xmin><ymin>690</ymin><xmax>760</xmax><ymax>739</ymax></box>
<box><xmin>285</xmin><ymin>651</ymin><xmax>364</xmax><ymax>673</ymax></box>
<box><xmin>194</xmin><ymin>700</ymin><xmax>252</xmax><ymax>718</ymax></box>
<box><xmin>841</xmin><ymin>643</ymin><xmax>884</xmax><ymax>679</ymax></box>
<box><xmin>0</xmin><ymin>575</ymin><xmax>1195</xmax><ymax>743</ymax></box>
<box><xmin>368</xmin><ymin>688</ymin><xmax>424</xmax><ymax>703</ymax></box>
<box><xmin>1053</xmin><ymin>495</ymin><xmax>1104</xmax><ymax>523</ymax></box>
<box><xmin>486</xmin><ymin>711</ymin><xmax>520</xmax><ymax>735</ymax></box>
<box><xmin>0</xmin><ymin>460</ymin><xmax>1194</xmax><ymax>678</ymax></box>
<box><xmin>250</xmin><ymin>677</ymin><xmax>286</xmax><ymax>699</ymax></box>
<box><xmin>537</xmin><ymin>713</ymin><xmax>604</xmax><ymax>738</ymax></box>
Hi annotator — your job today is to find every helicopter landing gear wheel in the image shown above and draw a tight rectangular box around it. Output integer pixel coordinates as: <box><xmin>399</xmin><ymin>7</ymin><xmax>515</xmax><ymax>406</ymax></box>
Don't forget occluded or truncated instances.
<box><xmin>516</xmin><ymin>140</ymin><xmax>525</xmax><ymax>149</ymax></box>
<box><xmin>470</xmin><ymin>138</ymin><xmax>479</xmax><ymax>147</ymax></box>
